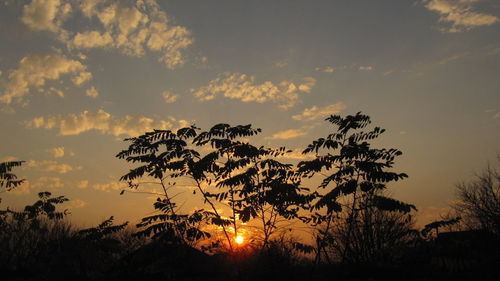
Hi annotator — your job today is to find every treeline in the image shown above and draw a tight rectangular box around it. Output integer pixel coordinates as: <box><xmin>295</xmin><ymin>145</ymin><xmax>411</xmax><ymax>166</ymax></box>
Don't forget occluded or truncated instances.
<box><xmin>1</xmin><ymin>112</ymin><xmax>498</xmax><ymax>281</ymax></box>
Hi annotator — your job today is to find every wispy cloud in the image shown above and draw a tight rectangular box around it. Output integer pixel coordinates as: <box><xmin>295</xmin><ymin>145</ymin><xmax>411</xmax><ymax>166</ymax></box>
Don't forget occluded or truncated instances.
<box><xmin>27</xmin><ymin>159</ymin><xmax>80</xmax><ymax>174</ymax></box>
<box><xmin>92</xmin><ymin>181</ymin><xmax>124</xmax><ymax>192</ymax></box>
<box><xmin>267</xmin><ymin>128</ymin><xmax>308</xmax><ymax>140</ymax></box>
<box><xmin>21</xmin><ymin>0</ymin><xmax>71</xmax><ymax>34</ymax></box>
<box><xmin>72</xmin><ymin>71</ymin><xmax>92</xmax><ymax>86</ymax></box>
<box><xmin>85</xmin><ymin>86</ymin><xmax>99</xmax><ymax>98</ymax></box>
<box><xmin>47</xmin><ymin>147</ymin><xmax>65</xmax><ymax>158</ymax></box>
<box><xmin>315</xmin><ymin>66</ymin><xmax>335</xmax><ymax>73</ymax></box>
<box><xmin>8</xmin><ymin>176</ymin><xmax>64</xmax><ymax>195</ymax></box>
<box><xmin>162</xmin><ymin>91</ymin><xmax>179</xmax><ymax>103</ymax></box>
<box><xmin>0</xmin><ymin>53</ymin><xmax>89</xmax><ymax>104</ymax></box>
<box><xmin>359</xmin><ymin>66</ymin><xmax>374</xmax><ymax>71</ymax></box>
<box><xmin>292</xmin><ymin>102</ymin><xmax>346</xmax><ymax>121</ymax></box>
<box><xmin>67</xmin><ymin>199</ymin><xmax>87</xmax><ymax>209</ymax></box>
<box><xmin>31</xmin><ymin>176</ymin><xmax>64</xmax><ymax>189</ymax></box>
<box><xmin>276</xmin><ymin>149</ymin><xmax>314</xmax><ymax>161</ymax></box>
<box><xmin>25</xmin><ymin>109</ymin><xmax>189</xmax><ymax>137</ymax></box>
<box><xmin>274</xmin><ymin>59</ymin><xmax>288</xmax><ymax>68</ymax></box>
<box><xmin>21</xmin><ymin>0</ymin><xmax>194</xmax><ymax>69</ymax></box>
<box><xmin>77</xmin><ymin>180</ymin><xmax>89</xmax><ymax>189</ymax></box>
<box><xmin>423</xmin><ymin>0</ymin><xmax>499</xmax><ymax>32</ymax></box>
<box><xmin>192</xmin><ymin>72</ymin><xmax>316</xmax><ymax>109</ymax></box>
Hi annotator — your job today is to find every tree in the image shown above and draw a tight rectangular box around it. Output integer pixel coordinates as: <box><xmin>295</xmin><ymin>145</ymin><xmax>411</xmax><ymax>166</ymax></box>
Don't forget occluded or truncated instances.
<box><xmin>0</xmin><ymin>192</ymin><xmax>69</xmax><ymax>271</ymax></box>
<box><xmin>453</xmin><ymin>159</ymin><xmax>500</xmax><ymax>235</ymax></box>
<box><xmin>192</xmin><ymin>124</ymin><xmax>308</xmax><ymax>248</ymax></box>
<box><xmin>297</xmin><ymin>112</ymin><xmax>414</xmax><ymax>263</ymax></box>
<box><xmin>117</xmin><ymin>124</ymin><xmax>305</xmax><ymax>250</ymax></box>
<box><xmin>325</xmin><ymin>190</ymin><xmax>418</xmax><ymax>264</ymax></box>
<box><xmin>0</xmin><ymin>161</ymin><xmax>25</xmax><ymax>192</ymax></box>
<box><xmin>116</xmin><ymin>126</ymin><xmax>214</xmax><ymax>246</ymax></box>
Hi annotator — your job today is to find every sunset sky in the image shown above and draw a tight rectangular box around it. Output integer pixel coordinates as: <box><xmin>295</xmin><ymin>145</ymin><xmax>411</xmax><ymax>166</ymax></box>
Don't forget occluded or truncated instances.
<box><xmin>1</xmin><ymin>0</ymin><xmax>499</xmax><ymax>228</ymax></box>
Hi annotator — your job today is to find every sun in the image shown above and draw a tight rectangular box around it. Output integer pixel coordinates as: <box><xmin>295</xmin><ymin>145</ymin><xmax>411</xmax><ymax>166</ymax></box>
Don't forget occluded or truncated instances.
<box><xmin>235</xmin><ymin>235</ymin><xmax>244</xmax><ymax>245</ymax></box>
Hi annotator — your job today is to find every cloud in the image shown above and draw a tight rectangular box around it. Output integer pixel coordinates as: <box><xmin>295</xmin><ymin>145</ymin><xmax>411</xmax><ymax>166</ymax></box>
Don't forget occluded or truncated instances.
<box><xmin>275</xmin><ymin>60</ymin><xmax>288</xmax><ymax>68</ymax></box>
<box><xmin>268</xmin><ymin>128</ymin><xmax>308</xmax><ymax>140</ymax></box>
<box><xmin>8</xmin><ymin>176</ymin><xmax>64</xmax><ymax>195</ymax></box>
<box><xmin>92</xmin><ymin>181</ymin><xmax>123</xmax><ymax>192</ymax></box>
<box><xmin>70</xmin><ymin>0</ymin><xmax>193</xmax><ymax>69</ymax></box>
<box><xmin>7</xmin><ymin>181</ymin><xmax>32</xmax><ymax>195</ymax></box>
<box><xmin>276</xmin><ymin>149</ymin><xmax>314</xmax><ymax>161</ymax></box>
<box><xmin>1</xmin><ymin>156</ymin><xmax>19</xmax><ymax>162</ymax></box>
<box><xmin>77</xmin><ymin>180</ymin><xmax>89</xmax><ymax>189</ymax></box>
<box><xmin>323</xmin><ymin>66</ymin><xmax>335</xmax><ymax>73</ymax></box>
<box><xmin>85</xmin><ymin>86</ymin><xmax>99</xmax><ymax>98</ymax></box>
<box><xmin>67</xmin><ymin>199</ymin><xmax>87</xmax><ymax>209</ymax></box>
<box><xmin>27</xmin><ymin>159</ymin><xmax>80</xmax><ymax>174</ymax></box>
<box><xmin>162</xmin><ymin>91</ymin><xmax>179</xmax><ymax>103</ymax></box>
<box><xmin>25</xmin><ymin>109</ymin><xmax>189</xmax><ymax>137</ymax></box>
<box><xmin>424</xmin><ymin>0</ymin><xmax>499</xmax><ymax>32</ymax></box>
<box><xmin>359</xmin><ymin>66</ymin><xmax>374</xmax><ymax>71</ymax></box>
<box><xmin>69</xmin><ymin>30</ymin><xmax>114</xmax><ymax>49</ymax></box>
<box><xmin>0</xmin><ymin>53</ymin><xmax>89</xmax><ymax>104</ymax></box>
<box><xmin>31</xmin><ymin>176</ymin><xmax>64</xmax><ymax>189</ymax></box>
<box><xmin>72</xmin><ymin>71</ymin><xmax>92</xmax><ymax>86</ymax></box>
<box><xmin>21</xmin><ymin>0</ymin><xmax>71</xmax><ymax>33</ymax></box>
<box><xmin>292</xmin><ymin>102</ymin><xmax>346</xmax><ymax>121</ymax></box>
<box><xmin>19</xmin><ymin>0</ymin><xmax>194</xmax><ymax>69</ymax></box>
<box><xmin>315</xmin><ymin>66</ymin><xmax>335</xmax><ymax>73</ymax></box>
<box><xmin>192</xmin><ymin>72</ymin><xmax>316</xmax><ymax>109</ymax></box>
<box><xmin>48</xmin><ymin>87</ymin><xmax>65</xmax><ymax>98</ymax></box>
<box><xmin>47</xmin><ymin>147</ymin><xmax>65</xmax><ymax>158</ymax></box>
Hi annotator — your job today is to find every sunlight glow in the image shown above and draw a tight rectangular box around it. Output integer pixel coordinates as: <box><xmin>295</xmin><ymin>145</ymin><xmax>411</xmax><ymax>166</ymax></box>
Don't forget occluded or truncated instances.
<box><xmin>235</xmin><ymin>235</ymin><xmax>244</xmax><ymax>245</ymax></box>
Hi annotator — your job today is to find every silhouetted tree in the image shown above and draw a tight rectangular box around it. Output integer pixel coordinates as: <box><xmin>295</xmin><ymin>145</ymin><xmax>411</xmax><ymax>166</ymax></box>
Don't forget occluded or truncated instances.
<box><xmin>0</xmin><ymin>192</ymin><xmax>69</xmax><ymax>272</ymax></box>
<box><xmin>117</xmin><ymin>126</ymin><xmax>214</xmax><ymax>246</ymax></box>
<box><xmin>297</xmin><ymin>112</ymin><xmax>413</xmax><ymax>263</ymax></box>
<box><xmin>192</xmin><ymin>124</ymin><xmax>309</xmax><ymax>247</ymax></box>
<box><xmin>326</xmin><ymin>190</ymin><xmax>418</xmax><ymax>263</ymax></box>
<box><xmin>454</xmin><ymin>159</ymin><xmax>500</xmax><ymax>235</ymax></box>
<box><xmin>421</xmin><ymin>217</ymin><xmax>461</xmax><ymax>239</ymax></box>
<box><xmin>0</xmin><ymin>160</ymin><xmax>24</xmax><ymax>192</ymax></box>
<box><xmin>117</xmin><ymin>124</ymin><xmax>307</xmax><ymax>250</ymax></box>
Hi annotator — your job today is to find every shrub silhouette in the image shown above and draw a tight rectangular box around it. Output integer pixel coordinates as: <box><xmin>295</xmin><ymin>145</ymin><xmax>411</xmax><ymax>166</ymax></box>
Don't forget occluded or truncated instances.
<box><xmin>1</xmin><ymin>113</ymin><xmax>498</xmax><ymax>280</ymax></box>
<box><xmin>297</xmin><ymin>112</ymin><xmax>414</xmax><ymax>264</ymax></box>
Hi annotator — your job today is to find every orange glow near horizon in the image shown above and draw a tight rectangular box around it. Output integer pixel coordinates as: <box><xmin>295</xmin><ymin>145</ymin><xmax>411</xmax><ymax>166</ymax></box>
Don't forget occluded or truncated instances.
<box><xmin>235</xmin><ymin>235</ymin><xmax>244</xmax><ymax>245</ymax></box>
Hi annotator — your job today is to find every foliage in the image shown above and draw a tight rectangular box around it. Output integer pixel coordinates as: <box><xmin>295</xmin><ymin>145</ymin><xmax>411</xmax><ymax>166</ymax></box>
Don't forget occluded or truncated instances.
<box><xmin>0</xmin><ymin>160</ymin><xmax>24</xmax><ymax>191</ymax></box>
<box><xmin>117</xmin><ymin>123</ymin><xmax>307</xmax><ymax>249</ymax></box>
<box><xmin>0</xmin><ymin>192</ymin><xmax>70</xmax><ymax>273</ymax></box>
<box><xmin>326</xmin><ymin>192</ymin><xmax>419</xmax><ymax>263</ymax></box>
<box><xmin>193</xmin><ymin>123</ymin><xmax>310</xmax><ymax>247</ymax></box>
<box><xmin>297</xmin><ymin>112</ymin><xmax>412</xmax><ymax>263</ymax></box>
<box><xmin>453</xmin><ymin>159</ymin><xmax>500</xmax><ymax>235</ymax></box>
<box><xmin>421</xmin><ymin>217</ymin><xmax>462</xmax><ymax>238</ymax></box>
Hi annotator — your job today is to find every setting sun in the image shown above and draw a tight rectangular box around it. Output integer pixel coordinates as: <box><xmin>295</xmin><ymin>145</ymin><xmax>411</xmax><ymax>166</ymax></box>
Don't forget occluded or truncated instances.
<box><xmin>235</xmin><ymin>235</ymin><xmax>244</xmax><ymax>245</ymax></box>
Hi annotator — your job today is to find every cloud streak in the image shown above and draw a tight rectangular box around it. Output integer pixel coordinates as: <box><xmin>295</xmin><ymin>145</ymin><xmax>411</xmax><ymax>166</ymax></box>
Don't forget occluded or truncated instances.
<box><xmin>424</xmin><ymin>0</ymin><xmax>499</xmax><ymax>32</ymax></box>
<box><xmin>0</xmin><ymin>54</ymin><xmax>89</xmax><ymax>104</ymax></box>
<box><xmin>25</xmin><ymin>109</ymin><xmax>189</xmax><ymax>137</ymax></box>
<box><xmin>27</xmin><ymin>160</ymin><xmax>80</xmax><ymax>174</ymax></box>
<box><xmin>47</xmin><ymin>147</ymin><xmax>65</xmax><ymax>158</ymax></box>
<box><xmin>21</xmin><ymin>0</ymin><xmax>194</xmax><ymax>69</ymax></box>
<box><xmin>192</xmin><ymin>72</ymin><xmax>316</xmax><ymax>109</ymax></box>
<box><xmin>292</xmin><ymin>102</ymin><xmax>346</xmax><ymax>121</ymax></box>
<box><xmin>267</xmin><ymin>128</ymin><xmax>308</xmax><ymax>140</ymax></box>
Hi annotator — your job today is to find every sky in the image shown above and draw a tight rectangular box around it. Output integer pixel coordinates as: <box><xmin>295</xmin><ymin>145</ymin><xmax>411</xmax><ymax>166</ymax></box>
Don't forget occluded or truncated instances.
<box><xmin>0</xmin><ymin>0</ymin><xmax>499</xmax><ymax>228</ymax></box>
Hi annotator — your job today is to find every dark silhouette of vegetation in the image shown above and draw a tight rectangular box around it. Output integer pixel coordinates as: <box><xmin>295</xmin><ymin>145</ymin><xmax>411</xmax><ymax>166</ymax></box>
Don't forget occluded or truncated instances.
<box><xmin>323</xmin><ymin>191</ymin><xmax>419</xmax><ymax>264</ymax></box>
<box><xmin>1</xmin><ymin>113</ymin><xmax>499</xmax><ymax>281</ymax></box>
<box><xmin>0</xmin><ymin>160</ymin><xmax>25</xmax><ymax>192</ymax></box>
<box><xmin>296</xmin><ymin>112</ymin><xmax>414</xmax><ymax>264</ymax></box>
<box><xmin>116</xmin><ymin>124</ymin><xmax>309</xmax><ymax>251</ymax></box>
<box><xmin>453</xmin><ymin>159</ymin><xmax>500</xmax><ymax>235</ymax></box>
